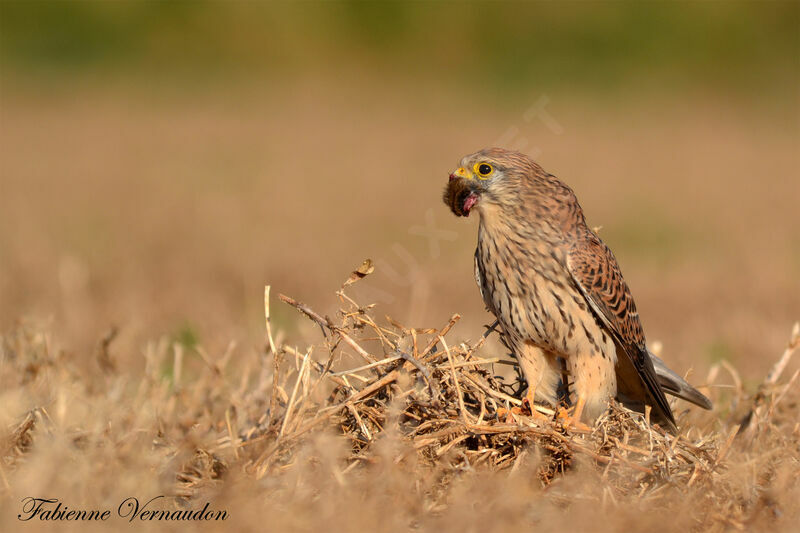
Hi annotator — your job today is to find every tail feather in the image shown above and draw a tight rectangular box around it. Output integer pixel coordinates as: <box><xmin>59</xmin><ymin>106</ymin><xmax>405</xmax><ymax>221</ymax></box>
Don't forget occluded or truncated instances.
<box><xmin>649</xmin><ymin>352</ymin><xmax>713</xmax><ymax>410</ymax></box>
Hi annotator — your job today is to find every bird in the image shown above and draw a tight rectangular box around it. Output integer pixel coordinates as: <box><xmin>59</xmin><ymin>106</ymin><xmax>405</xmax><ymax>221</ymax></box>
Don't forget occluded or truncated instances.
<box><xmin>443</xmin><ymin>148</ymin><xmax>711</xmax><ymax>432</ymax></box>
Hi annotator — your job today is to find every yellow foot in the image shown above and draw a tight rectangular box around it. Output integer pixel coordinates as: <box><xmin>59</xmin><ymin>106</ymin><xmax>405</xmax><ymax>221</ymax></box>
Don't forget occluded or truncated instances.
<box><xmin>497</xmin><ymin>394</ymin><xmax>551</xmax><ymax>424</ymax></box>
<box><xmin>496</xmin><ymin>405</ymin><xmax>524</xmax><ymax>423</ymax></box>
<box><xmin>522</xmin><ymin>396</ymin><xmax>552</xmax><ymax>422</ymax></box>
<box><xmin>556</xmin><ymin>397</ymin><xmax>592</xmax><ymax>432</ymax></box>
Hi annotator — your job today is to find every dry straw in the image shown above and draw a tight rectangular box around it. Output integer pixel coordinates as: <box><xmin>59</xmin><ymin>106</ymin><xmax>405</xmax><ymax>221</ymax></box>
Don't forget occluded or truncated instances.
<box><xmin>244</xmin><ymin>266</ymin><xmax>797</xmax><ymax>528</ymax></box>
<box><xmin>1</xmin><ymin>264</ymin><xmax>798</xmax><ymax>530</ymax></box>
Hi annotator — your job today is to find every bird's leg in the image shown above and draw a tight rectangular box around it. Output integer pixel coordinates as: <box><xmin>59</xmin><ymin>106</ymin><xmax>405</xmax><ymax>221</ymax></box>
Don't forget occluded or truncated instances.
<box><xmin>496</xmin><ymin>385</ymin><xmax>551</xmax><ymax>423</ymax></box>
<box><xmin>524</xmin><ymin>387</ymin><xmax>535</xmax><ymax>413</ymax></box>
<box><xmin>497</xmin><ymin>385</ymin><xmax>532</xmax><ymax>422</ymax></box>
<box><xmin>556</xmin><ymin>395</ymin><xmax>592</xmax><ymax>431</ymax></box>
<box><xmin>503</xmin><ymin>343</ymin><xmax>559</xmax><ymax>422</ymax></box>
<box><xmin>524</xmin><ymin>386</ymin><xmax>553</xmax><ymax>421</ymax></box>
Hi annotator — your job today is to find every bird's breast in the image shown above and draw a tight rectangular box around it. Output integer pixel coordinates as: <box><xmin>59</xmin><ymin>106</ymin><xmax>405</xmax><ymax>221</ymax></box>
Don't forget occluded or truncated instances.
<box><xmin>475</xmin><ymin>221</ymin><xmax>609</xmax><ymax>360</ymax></box>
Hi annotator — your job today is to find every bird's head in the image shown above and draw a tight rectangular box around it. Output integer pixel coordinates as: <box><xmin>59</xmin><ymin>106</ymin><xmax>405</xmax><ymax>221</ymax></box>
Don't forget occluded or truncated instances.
<box><xmin>443</xmin><ymin>147</ymin><xmax>540</xmax><ymax>217</ymax></box>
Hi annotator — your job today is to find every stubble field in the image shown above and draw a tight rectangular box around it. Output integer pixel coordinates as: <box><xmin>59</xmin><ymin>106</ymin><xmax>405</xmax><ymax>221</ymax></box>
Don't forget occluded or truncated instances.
<box><xmin>1</xmin><ymin>77</ymin><xmax>798</xmax><ymax>531</ymax></box>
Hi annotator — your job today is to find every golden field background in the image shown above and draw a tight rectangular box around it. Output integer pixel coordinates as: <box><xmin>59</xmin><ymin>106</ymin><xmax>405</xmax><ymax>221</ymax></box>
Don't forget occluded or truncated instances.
<box><xmin>1</xmin><ymin>2</ymin><xmax>798</xmax><ymax>531</ymax></box>
<box><xmin>2</xmin><ymin>72</ymin><xmax>797</xmax><ymax>381</ymax></box>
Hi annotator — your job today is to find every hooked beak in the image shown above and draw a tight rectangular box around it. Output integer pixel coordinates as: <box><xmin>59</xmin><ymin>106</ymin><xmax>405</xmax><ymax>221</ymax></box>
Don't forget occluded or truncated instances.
<box><xmin>443</xmin><ymin>167</ymin><xmax>480</xmax><ymax>217</ymax></box>
<box><xmin>449</xmin><ymin>167</ymin><xmax>472</xmax><ymax>182</ymax></box>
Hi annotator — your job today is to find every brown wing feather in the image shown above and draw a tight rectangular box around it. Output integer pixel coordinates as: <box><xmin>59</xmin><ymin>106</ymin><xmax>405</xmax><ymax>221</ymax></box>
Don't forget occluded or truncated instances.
<box><xmin>473</xmin><ymin>248</ymin><xmax>493</xmax><ymax>313</ymax></box>
<box><xmin>567</xmin><ymin>231</ymin><xmax>677</xmax><ymax>432</ymax></box>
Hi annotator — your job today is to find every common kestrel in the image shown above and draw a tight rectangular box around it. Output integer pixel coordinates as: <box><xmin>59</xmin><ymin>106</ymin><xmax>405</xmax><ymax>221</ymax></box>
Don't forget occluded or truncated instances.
<box><xmin>443</xmin><ymin>148</ymin><xmax>711</xmax><ymax>432</ymax></box>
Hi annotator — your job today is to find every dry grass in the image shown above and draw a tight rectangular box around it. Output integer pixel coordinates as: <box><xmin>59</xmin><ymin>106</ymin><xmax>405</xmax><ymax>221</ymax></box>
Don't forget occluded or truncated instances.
<box><xmin>2</xmin><ymin>271</ymin><xmax>798</xmax><ymax>532</ymax></box>
<box><xmin>0</xmin><ymin>73</ymin><xmax>798</xmax><ymax>531</ymax></box>
<box><xmin>1</xmin><ymin>83</ymin><xmax>798</xmax><ymax>379</ymax></box>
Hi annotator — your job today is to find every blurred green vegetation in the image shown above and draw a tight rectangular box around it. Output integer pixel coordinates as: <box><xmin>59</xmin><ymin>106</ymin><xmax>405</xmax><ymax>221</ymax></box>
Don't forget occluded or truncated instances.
<box><xmin>705</xmin><ymin>338</ymin><xmax>735</xmax><ymax>364</ymax></box>
<box><xmin>172</xmin><ymin>321</ymin><xmax>199</xmax><ymax>351</ymax></box>
<box><xmin>1</xmin><ymin>1</ymin><xmax>797</xmax><ymax>97</ymax></box>
<box><xmin>603</xmin><ymin>209</ymin><xmax>693</xmax><ymax>266</ymax></box>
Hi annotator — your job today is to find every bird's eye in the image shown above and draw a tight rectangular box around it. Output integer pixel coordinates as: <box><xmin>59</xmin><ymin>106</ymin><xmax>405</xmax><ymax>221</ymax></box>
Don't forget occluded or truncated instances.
<box><xmin>475</xmin><ymin>163</ymin><xmax>493</xmax><ymax>179</ymax></box>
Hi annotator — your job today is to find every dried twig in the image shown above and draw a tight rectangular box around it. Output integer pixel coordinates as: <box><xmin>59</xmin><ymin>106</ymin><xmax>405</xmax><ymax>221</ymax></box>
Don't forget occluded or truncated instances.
<box><xmin>245</xmin><ymin>283</ymin><xmax>798</xmax><ymax>528</ymax></box>
<box><xmin>280</xmin><ymin>294</ymin><xmax>376</xmax><ymax>363</ymax></box>
<box><xmin>740</xmin><ymin>322</ymin><xmax>800</xmax><ymax>434</ymax></box>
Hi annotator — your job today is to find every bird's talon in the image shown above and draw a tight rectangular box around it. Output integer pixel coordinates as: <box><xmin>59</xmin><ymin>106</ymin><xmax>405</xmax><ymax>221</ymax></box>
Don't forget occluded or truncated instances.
<box><xmin>497</xmin><ymin>406</ymin><xmax>524</xmax><ymax>423</ymax></box>
<box><xmin>555</xmin><ymin>404</ymin><xmax>592</xmax><ymax>432</ymax></box>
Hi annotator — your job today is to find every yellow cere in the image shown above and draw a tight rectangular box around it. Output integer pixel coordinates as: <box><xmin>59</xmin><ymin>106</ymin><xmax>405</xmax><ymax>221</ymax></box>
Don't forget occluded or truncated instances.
<box><xmin>453</xmin><ymin>167</ymin><xmax>473</xmax><ymax>180</ymax></box>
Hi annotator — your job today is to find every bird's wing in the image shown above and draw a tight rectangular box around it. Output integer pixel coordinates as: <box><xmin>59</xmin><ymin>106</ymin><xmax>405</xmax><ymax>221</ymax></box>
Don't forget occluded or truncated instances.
<box><xmin>473</xmin><ymin>248</ymin><xmax>494</xmax><ymax>314</ymax></box>
<box><xmin>566</xmin><ymin>232</ymin><xmax>677</xmax><ymax>432</ymax></box>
